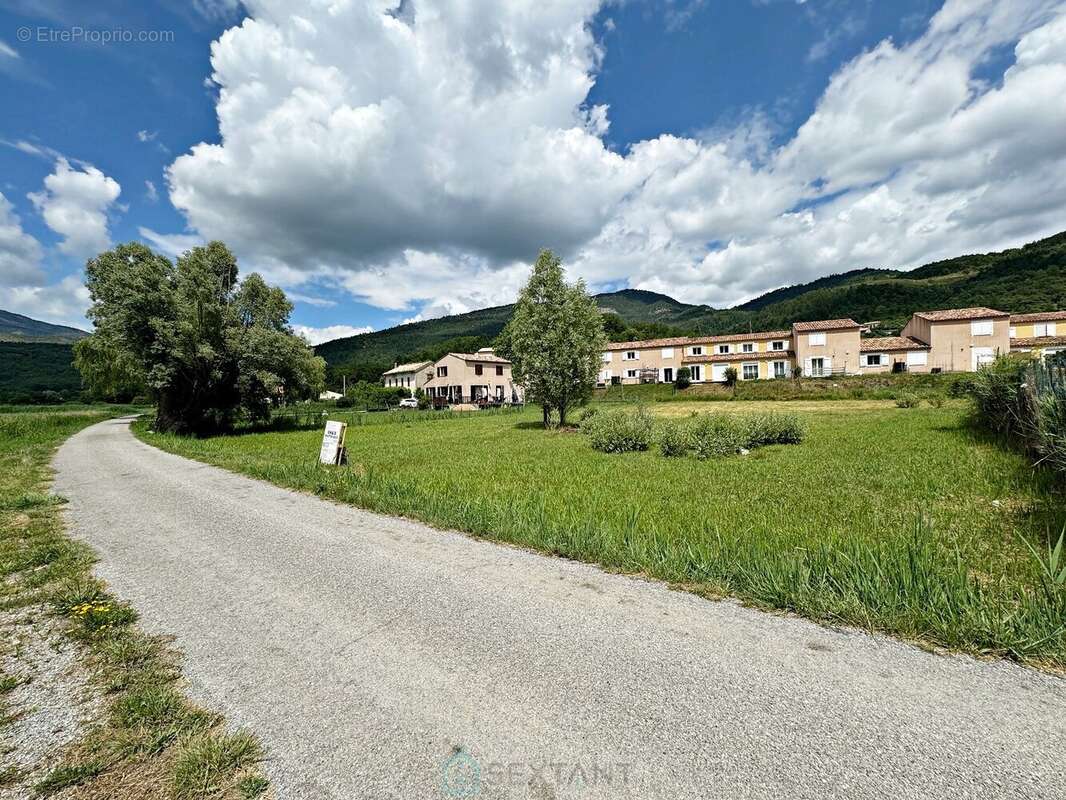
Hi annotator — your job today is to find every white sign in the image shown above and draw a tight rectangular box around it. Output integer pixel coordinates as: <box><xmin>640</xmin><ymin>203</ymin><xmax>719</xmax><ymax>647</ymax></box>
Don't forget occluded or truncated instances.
<box><xmin>319</xmin><ymin>420</ymin><xmax>347</xmax><ymax>465</ymax></box>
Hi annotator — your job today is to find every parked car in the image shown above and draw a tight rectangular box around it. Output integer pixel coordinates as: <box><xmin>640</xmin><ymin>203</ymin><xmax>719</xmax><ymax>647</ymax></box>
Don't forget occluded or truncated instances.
<box><xmin>398</xmin><ymin>397</ymin><xmax>419</xmax><ymax>409</ymax></box>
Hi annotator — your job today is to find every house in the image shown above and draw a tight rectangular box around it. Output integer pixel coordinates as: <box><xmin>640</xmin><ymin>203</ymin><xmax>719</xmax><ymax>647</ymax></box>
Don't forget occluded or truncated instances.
<box><xmin>382</xmin><ymin>360</ymin><xmax>433</xmax><ymax>396</ymax></box>
<box><xmin>901</xmin><ymin>307</ymin><xmax>1010</xmax><ymax>372</ymax></box>
<box><xmin>319</xmin><ymin>390</ymin><xmax>343</xmax><ymax>401</ymax></box>
<box><xmin>422</xmin><ymin>348</ymin><xmax>523</xmax><ymax>406</ymax></box>
<box><xmin>792</xmin><ymin>319</ymin><xmax>862</xmax><ymax>377</ymax></box>
<box><xmin>600</xmin><ymin>337</ymin><xmax>690</xmax><ymax>385</ymax></box>
<box><xmin>858</xmin><ymin>336</ymin><xmax>931</xmax><ymax>373</ymax></box>
<box><xmin>1010</xmin><ymin>311</ymin><xmax>1066</xmax><ymax>362</ymax></box>
<box><xmin>681</xmin><ymin>330</ymin><xmax>794</xmax><ymax>383</ymax></box>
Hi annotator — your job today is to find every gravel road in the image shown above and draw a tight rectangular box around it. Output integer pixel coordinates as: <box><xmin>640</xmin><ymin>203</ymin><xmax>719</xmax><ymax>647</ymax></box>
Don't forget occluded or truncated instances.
<box><xmin>53</xmin><ymin>417</ymin><xmax>1065</xmax><ymax>799</ymax></box>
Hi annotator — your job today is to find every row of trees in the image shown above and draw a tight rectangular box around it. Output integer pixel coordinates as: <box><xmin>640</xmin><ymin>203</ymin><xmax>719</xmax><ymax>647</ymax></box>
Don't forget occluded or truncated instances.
<box><xmin>75</xmin><ymin>241</ymin><xmax>324</xmax><ymax>434</ymax></box>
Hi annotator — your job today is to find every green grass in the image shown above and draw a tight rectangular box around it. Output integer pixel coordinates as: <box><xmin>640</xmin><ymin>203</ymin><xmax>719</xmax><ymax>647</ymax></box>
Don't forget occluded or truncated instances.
<box><xmin>0</xmin><ymin>408</ymin><xmax>267</xmax><ymax>798</ymax></box>
<box><xmin>137</xmin><ymin>401</ymin><xmax>1066</xmax><ymax>668</ymax></box>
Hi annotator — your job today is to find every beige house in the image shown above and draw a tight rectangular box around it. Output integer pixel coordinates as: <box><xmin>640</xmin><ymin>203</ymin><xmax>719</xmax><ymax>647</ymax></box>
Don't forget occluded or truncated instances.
<box><xmin>600</xmin><ymin>337</ymin><xmax>690</xmax><ymax>385</ymax></box>
<box><xmin>681</xmin><ymin>330</ymin><xmax>794</xmax><ymax>382</ymax></box>
<box><xmin>1010</xmin><ymin>311</ymin><xmax>1066</xmax><ymax>361</ymax></box>
<box><xmin>422</xmin><ymin>348</ymin><xmax>523</xmax><ymax>406</ymax></box>
<box><xmin>858</xmin><ymin>336</ymin><xmax>931</xmax><ymax>373</ymax></box>
<box><xmin>901</xmin><ymin>307</ymin><xmax>1010</xmax><ymax>372</ymax></box>
<box><xmin>382</xmin><ymin>360</ymin><xmax>433</xmax><ymax>395</ymax></box>
<box><xmin>792</xmin><ymin>319</ymin><xmax>862</xmax><ymax>377</ymax></box>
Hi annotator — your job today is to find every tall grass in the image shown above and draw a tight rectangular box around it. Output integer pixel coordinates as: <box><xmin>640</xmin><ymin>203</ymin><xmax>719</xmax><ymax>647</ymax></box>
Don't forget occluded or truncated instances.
<box><xmin>138</xmin><ymin>404</ymin><xmax>1066</xmax><ymax>668</ymax></box>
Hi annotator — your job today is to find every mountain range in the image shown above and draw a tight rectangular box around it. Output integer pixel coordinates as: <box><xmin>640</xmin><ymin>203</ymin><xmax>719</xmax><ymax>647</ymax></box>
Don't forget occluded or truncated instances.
<box><xmin>316</xmin><ymin>230</ymin><xmax>1066</xmax><ymax>381</ymax></box>
<box><xmin>0</xmin><ymin>309</ymin><xmax>87</xmax><ymax>344</ymax></box>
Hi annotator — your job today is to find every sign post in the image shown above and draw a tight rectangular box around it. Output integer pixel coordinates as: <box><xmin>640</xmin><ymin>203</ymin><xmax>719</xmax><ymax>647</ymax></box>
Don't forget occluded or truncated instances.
<box><xmin>319</xmin><ymin>420</ymin><xmax>348</xmax><ymax>465</ymax></box>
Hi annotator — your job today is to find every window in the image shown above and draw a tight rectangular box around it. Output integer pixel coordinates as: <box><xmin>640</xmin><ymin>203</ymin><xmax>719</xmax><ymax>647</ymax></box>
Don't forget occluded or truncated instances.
<box><xmin>602</xmin><ymin>352</ymin><xmax>612</xmax><ymax>363</ymax></box>
<box><xmin>809</xmin><ymin>332</ymin><xmax>826</xmax><ymax>346</ymax></box>
<box><xmin>1034</xmin><ymin>323</ymin><xmax>1057</xmax><ymax>337</ymax></box>
<box><xmin>689</xmin><ymin>365</ymin><xmax>702</xmax><ymax>381</ymax></box>
<box><xmin>742</xmin><ymin>343</ymin><xmax>754</xmax><ymax>353</ymax></box>
<box><xmin>1009</xmin><ymin>326</ymin><xmax>1017</xmax><ymax>338</ymax></box>
<box><xmin>624</xmin><ymin>350</ymin><xmax>639</xmax><ymax>361</ymax></box>
<box><xmin>718</xmin><ymin>344</ymin><xmax>730</xmax><ymax>354</ymax></box>
<box><xmin>810</xmin><ymin>357</ymin><xmax>825</xmax><ymax>376</ymax></box>
<box><xmin>865</xmin><ymin>354</ymin><xmax>882</xmax><ymax>367</ymax></box>
<box><xmin>907</xmin><ymin>351</ymin><xmax>928</xmax><ymax>367</ymax></box>
<box><xmin>771</xmin><ymin>340</ymin><xmax>785</xmax><ymax>351</ymax></box>
<box><xmin>437</xmin><ymin>366</ymin><xmax>448</xmax><ymax>378</ymax></box>
<box><xmin>773</xmin><ymin>361</ymin><xmax>787</xmax><ymax>378</ymax></box>
<box><xmin>688</xmin><ymin>346</ymin><xmax>703</xmax><ymax>356</ymax></box>
<box><xmin>626</xmin><ymin>369</ymin><xmax>639</xmax><ymax>379</ymax></box>
<box><xmin>971</xmin><ymin>320</ymin><xmax>993</xmax><ymax>336</ymax></box>
<box><xmin>496</xmin><ymin>365</ymin><xmax>503</xmax><ymax>375</ymax></box>
<box><xmin>474</xmin><ymin>364</ymin><xmax>483</xmax><ymax>376</ymax></box>
<box><xmin>661</xmin><ymin>348</ymin><xmax>674</xmax><ymax>359</ymax></box>
<box><xmin>742</xmin><ymin>363</ymin><xmax>759</xmax><ymax>380</ymax></box>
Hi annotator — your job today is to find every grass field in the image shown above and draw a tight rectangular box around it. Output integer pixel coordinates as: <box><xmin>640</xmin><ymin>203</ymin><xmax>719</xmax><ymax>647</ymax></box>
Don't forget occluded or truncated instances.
<box><xmin>0</xmin><ymin>409</ymin><xmax>267</xmax><ymax>797</ymax></box>
<box><xmin>137</xmin><ymin>400</ymin><xmax>1066</xmax><ymax>669</ymax></box>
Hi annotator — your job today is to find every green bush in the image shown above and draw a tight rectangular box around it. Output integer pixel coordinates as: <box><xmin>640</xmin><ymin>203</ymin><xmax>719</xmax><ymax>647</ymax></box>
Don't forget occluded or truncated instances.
<box><xmin>335</xmin><ymin>395</ymin><xmax>355</xmax><ymax>408</ymax></box>
<box><xmin>657</xmin><ymin>418</ymin><xmax>692</xmax><ymax>457</ymax></box>
<box><xmin>895</xmin><ymin>393</ymin><xmax>920</xmax><ymax>408</ymax></box>
<box><xmin>690</xmin><ymin>414</ymin><xmax>746</xmax><ymax>459</ymax></box>
<box><xmin>966</xmin><ymin>356</ymin><xmax>1029</xmax><ymax>435</ymax></box>
<box><xmin>743</xmin><ymin>412</ymin><xmax>805</xmax><ymax>446</ymax></box>
<box><xmin>674</xmin><ymin>367</ymin><xmax>691</xmax><ymax>390</ymax></box>
<box><xmin>578</xmin><ymin>406</ymin><xmax>599</xmax><ymax>424</ymax></box>
<box><xmin>584</xmin><ymin>407</ymin><xmax>653</xmax><ymax>453</ymax></box>
<box><xmin>927</xmin><ymin>394</ymin><xmax>945</xmax><ymax>408</ymax></box>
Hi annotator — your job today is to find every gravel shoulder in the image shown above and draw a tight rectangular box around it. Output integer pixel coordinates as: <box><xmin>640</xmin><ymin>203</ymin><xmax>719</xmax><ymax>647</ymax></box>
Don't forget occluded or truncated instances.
<box><xmin>53</xmin><ymin>417</ymin><xmax>1066</xmax><ymax>799</ymax></box>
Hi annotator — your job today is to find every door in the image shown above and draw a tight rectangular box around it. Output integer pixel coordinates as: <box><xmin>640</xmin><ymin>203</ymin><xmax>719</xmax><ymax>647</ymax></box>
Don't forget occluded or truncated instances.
<box><xmin>972</xmin><ymin>347</ymin><xmax>994</xmax><ymax>371</ymax></box>
<box><xmin>711</xmin><ymin>364</ymin><xmax>727</xmax><ymax>383</ymax></box>
<box><xmin>663</xmin><ymin>368</ymin><xmax>673</xmax><ymax>383</ymax></box>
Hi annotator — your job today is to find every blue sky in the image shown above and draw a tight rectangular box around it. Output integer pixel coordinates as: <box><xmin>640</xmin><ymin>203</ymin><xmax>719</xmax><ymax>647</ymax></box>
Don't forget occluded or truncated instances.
<box><xmin>2</xmin><ymin>0</ymin><xmax>1065</xmax><ymax>343</ymax></box>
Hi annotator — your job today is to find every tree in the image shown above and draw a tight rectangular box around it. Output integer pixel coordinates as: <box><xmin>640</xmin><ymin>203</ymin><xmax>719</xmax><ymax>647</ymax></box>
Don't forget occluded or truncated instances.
<box><xmin>724</xmin><ymin>366</ymin><xmax>738</xmax><ymax>395</ymax></box>
<box><xmin>77</xmin><ymin>241</ymin><xmax>324</xmax><ymax>434</ymax></box>
<box><xmin>675</xmin><ymin>366</ymin><xmax>691</xmax><ymax>390</ymax></box>
<box><xmin>501</xmin><ymin>250</ymin><xmax>606</xmax><ymax>428</ymax></box>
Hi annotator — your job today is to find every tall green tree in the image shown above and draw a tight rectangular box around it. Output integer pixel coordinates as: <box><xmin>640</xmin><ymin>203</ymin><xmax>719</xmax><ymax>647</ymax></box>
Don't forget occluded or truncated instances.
<box><xmin>501</xmin><ymin>250</ymin><xmax>606</xmax><ymax>428</ymax></box>
<box><xmin>77</xmin><ymin>241</ymin><xmax>324</xmax><ymax>434</ymax></box>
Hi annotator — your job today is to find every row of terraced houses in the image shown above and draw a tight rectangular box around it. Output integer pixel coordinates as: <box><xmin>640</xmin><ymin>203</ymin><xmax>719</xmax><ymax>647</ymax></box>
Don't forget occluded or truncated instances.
<box><xmin>598</xmin><ymin>307</ymin><xmax>1066</xmax><ymax>386</ymax></box>
<box><xmin>376</xmin><ymin>307</ymin><xmax>1066</xmax><ymax>399</ymax></box>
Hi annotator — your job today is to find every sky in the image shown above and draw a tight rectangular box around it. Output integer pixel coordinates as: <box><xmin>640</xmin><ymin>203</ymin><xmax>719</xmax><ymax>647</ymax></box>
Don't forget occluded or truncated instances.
<box><xmin>1</xmin><ymin>0</ymin><xmax>1065</xmax><ymax>344</ymax></box>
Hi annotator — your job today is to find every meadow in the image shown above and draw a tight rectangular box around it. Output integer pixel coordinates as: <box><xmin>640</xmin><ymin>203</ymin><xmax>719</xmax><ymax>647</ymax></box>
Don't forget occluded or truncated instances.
<box><xmin>0</xmin><ymin>408</ymin><xmax>267</xmax><ymax>798</ymax></box>
<box><xmin>137</xmin><ymin>400</ymin><xmax>1066</xmax><ymax>669</ymax></box>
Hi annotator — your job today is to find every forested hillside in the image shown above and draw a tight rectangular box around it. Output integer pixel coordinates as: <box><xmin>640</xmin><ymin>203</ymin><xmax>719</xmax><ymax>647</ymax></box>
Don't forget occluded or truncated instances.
<box><xmin>0</xmin><ymin>342</ymin><xmax>82</xmax><ymax>403</ymax></box>
<box><xmin>0</xmin><ymin>309</ymin><xmax>87</xmax><ymax>343</ymax></box>
<box><xmin>316</xmin><ymin>231</ymin><xmax>1066</xmax><ymax>386</ymax></box>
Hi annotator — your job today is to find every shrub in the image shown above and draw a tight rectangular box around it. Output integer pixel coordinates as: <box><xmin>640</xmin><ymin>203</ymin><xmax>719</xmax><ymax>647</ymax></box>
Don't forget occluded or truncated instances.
<box><xmin>895</xmin><ymin>393</ymin><xmax>920</xmax><ymax>408</ymax></box>
<box><xmin>335</xmin><ymin>395</ymin><xmax>355</xmax><ymax>408</ymax></box>
<box><xmin>584</xmin><ymin>407</ymin><xmax>653</xmax><ymax>453</ymax></box>
<box><xmin>578</xmin><ymin>406</ymin><xmax>599</xmax><ymax>424</ymax></box>
<box><xmin>927</xmin><ymin>394</ymin><xmax>945</xmax><ymax>408</ymax></box>
<box><xmin>690</xmin><ymin>414</ymin><xmax>746</xmax><ymax>459</ymax></box>
<box><xmin>743</xmin><ymin>412</ymin><xmax>805</xmax><ymax>446</ymax></box>
<box><xmin>657</xmin><ymin>418</ymin><xmax>692</xmax><ymax>457</ymax></box>
<box><xmin>674</xmin><ymin>367</ymin><xmax>691</xmax><ymax>390</ymax></box>
<box><xmin>966</xmin><ymin>356</ymin><xmax>1029</xmax><ymax>435</ymax></box>
<box><xmin>724</xmin><ymin>366</ymin><xmax>738</xmax><ymax>389</ymax></box>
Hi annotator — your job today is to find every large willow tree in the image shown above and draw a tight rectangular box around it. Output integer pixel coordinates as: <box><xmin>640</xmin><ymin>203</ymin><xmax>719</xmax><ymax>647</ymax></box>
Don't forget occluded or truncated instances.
<box><xmin>502</xmin><ymin>249</ymin><xmax>606</xmax><ymax>428</ymax></box>
<box><xmin>75</xmin><ymin>241</ymin><xmax>324</xmax><ymax>434</ymax></box>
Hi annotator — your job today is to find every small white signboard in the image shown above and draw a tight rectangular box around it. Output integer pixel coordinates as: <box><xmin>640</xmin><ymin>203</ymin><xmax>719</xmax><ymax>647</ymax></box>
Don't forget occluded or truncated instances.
<box><xmin>319</xmin><ymin>420</ymin><xmax>348</xmax><ymax>465</ymax></box>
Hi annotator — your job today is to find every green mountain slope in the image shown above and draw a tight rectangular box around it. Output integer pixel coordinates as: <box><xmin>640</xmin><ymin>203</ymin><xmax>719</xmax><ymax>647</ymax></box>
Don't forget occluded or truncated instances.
<box><xmin>0</xmin><ymin>342</ymin><xmax>82</xmax><ymax>402</ymax></box>
<box><xmin>316</xmin><ymin>231</ymin><xmax>1066</xmax><ymax>380</ymax></box>
<box><xmin>0</xmin><ymin>309</ymin><xmax>88</xmax><ymax>343</ymax></box>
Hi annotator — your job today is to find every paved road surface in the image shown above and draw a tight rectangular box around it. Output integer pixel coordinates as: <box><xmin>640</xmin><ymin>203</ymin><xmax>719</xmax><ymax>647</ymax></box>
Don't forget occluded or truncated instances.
<box><xmin>53</xmin><ymin>418</ymin><xmax>1065</xmax><ymax>799</ymax></box>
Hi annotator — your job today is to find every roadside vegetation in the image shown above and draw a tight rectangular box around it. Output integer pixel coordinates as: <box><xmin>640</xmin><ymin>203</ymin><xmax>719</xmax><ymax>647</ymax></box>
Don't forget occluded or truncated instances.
<box><xmin>137</xmin><ymin>400</ymin><xmax>1066</xmax><ymax>670</ymax></box>
<box><xmin>0</xmin><ymin>408</ymin><xmax>268</xmax><ymax>798</ymax></box>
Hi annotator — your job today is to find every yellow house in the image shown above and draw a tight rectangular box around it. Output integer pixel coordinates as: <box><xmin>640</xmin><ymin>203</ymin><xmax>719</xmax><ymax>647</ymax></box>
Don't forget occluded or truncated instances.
<box><xmin>681</xmin><ymin>330</ymin><xmax>794</xmax><ymax>382</ymax></box>
<box><xmin>1009</xmin><ymin>311</ymin><xmax>1066</xmax><ymax>361</ymax></box>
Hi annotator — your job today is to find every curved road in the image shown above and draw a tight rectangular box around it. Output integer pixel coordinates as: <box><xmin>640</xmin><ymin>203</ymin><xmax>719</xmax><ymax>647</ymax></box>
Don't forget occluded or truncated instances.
<box><xmin>54</xmin><ymin>418</ymin><xmax>1064</xmax><ymax>799</ymax></box>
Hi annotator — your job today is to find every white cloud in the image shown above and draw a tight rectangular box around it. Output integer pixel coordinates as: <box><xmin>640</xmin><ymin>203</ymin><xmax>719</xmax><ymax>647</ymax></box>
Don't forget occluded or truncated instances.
<box><xmin>137</xmin><ymin>129</ymin><xmax>158</xmax><ymax>143</ymax></box>
<box><xmin>138</xmin><ymin>226</ymin><xmax>203</xmax><ymax>259</ymax></box>
<box><xmin>28</xmin><ymin>158</ymin><xmax>121</xmax><ymax>260</ymax></box>
<box><xmin>293</xmin><ymin>324</ymin><xmax>373</xmax><ymax>346</ymax></box>
<box><xmin>0</xmin><ymin>40</ymin><xmax>19</xmax><ymax>59</ymax></box>
<box><xmin>160</xmin><ymin>0</ymin><xmax>1066</xmax><ymax>317</ymax></box>
<box><xmin>144</xmin><ymin>180</ymin><xmax>159</xmax><ymax>203</ymax></box>
<box><xmin>0</xmin><ymin>274</ymin><xmax>90</xmax><ymax>330</ymax></box>
<box><xmin>0</xmin><ymin>191</ymin><xmax>44</xmax><ymax>287</ymax></box>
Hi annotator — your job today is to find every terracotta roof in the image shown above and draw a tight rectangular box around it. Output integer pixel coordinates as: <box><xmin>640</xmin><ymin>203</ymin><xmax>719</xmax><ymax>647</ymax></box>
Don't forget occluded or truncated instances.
<box><xmin>604</xmin><ymin>336</ymin><xmax>693</xmax><ymax>351</ymax></box>
<box><xmin>450</xmin><ymin>352</ymin><xmax>511</xmax><ymax>364</ymax></box>
<box><xmin>1010</xmin><ymin>310</ymin><xmax>1066</xmax><ymax>324</ymax></box>
<box><xmin>860</xmin><ymin>336</ymin><xmax>929</xmax><ymax>352</ymax></box>
<box><xmin>792</xmin><ymin>318</ymin><xmax>860</xmax><ymax>331</ymax></box>
<box><xmin>605</xmin><ymin>330</ymin><xmax>791</xmax><ymax>351</ymax></box>
<box><xmin>382</xmin><ymin>360</ymin><xmax>432</xmax><ymax>375</ymax></box>
<box><xmin>683</xmin><ymin>350</ymin><xmax>794</xmax><ymax>364</ymax></box>
<box><xmin>1010</xmin><ymin>336</ymin><xmax>1066</xmax><ymax>348</ymax></box>
<box><xmin>913</xmin><ymin>307</ymin><xmax>1008</xmax><ymax>322</ymax></box>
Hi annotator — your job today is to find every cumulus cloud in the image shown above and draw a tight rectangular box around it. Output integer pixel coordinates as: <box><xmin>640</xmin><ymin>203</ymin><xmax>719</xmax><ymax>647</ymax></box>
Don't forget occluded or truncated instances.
<box><xmin>0</xmin><ymin>191</ymin><xmax>44</xmax><ymax>287</ymax></box>
<box><xmin>162</xmin><ymin>0</ymin><xmax>1066</xmax><ymax>317</ymax></box>
<box><xmin>0</xmin><ymin>274</ymin><xmax>90</xmax><ymax>330</ymax></box>
<box><xmin>29</xmin><ymin>158</ymin><xmax>121</xmax><ymax>260</ymax></box>
<box><xmin>294</xmin><ymin>324</ymin><xmax>373</xmax><ymax>345</ymax></box>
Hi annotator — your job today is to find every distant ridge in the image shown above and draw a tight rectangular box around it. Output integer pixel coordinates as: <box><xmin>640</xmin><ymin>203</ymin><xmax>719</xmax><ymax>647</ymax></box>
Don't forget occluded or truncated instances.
<box><xmin>0</xmin><ymin>309</ymin><xmax>88</xmax><ymax>344</ymax></box>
